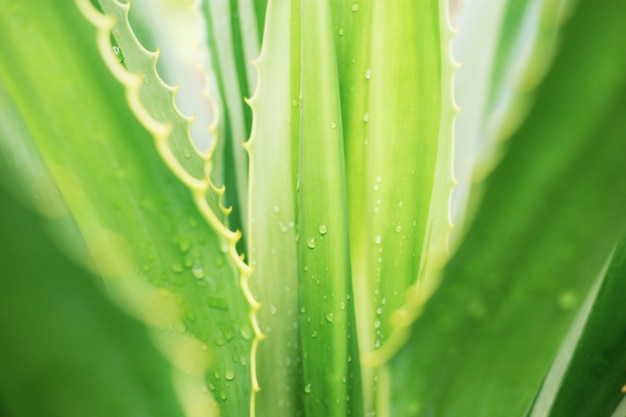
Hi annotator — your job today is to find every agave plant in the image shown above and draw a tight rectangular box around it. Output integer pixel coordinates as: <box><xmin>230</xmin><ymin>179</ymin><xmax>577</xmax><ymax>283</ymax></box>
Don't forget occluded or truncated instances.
<box><xmin>1</xmin><ymin>0</ymin><xmax>626</xmax><ymax>416</ymax></box>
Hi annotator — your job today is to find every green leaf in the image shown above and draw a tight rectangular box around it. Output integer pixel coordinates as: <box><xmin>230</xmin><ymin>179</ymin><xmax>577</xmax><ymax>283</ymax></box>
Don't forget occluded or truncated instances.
<box><xmin>297</xmin><ymin>1</ymin><xmax>362</xmax><ymax>415</ymax></box>
<box><xmin>537</xmin><ymin>241</ymin><xmax>626</xmax><ymax>417</ymax></box>
<box><xmin>0</xmin><ymin>185</ymin><xmax>185</xmax><ymax>417</ymax></box>
<box><xmin>333</xmin><ymin>0</ymin><xmax>455</xmax><ymax>412</ymax></box>
<box><xmin>200</xmin><ymin>0</ymin><xmax>261</xmax><ymax>246</ymax></box>
<box><xmin>0</xmin><ymin>2</ymin><xmax>257</xmax><ymax>416</ymax></box>
<box><xmin>452</xmin><ymin>0</ymin><xmax>568</xmax><ymax>229</ymax></box>
<box><xmin>387</xmin><ymin>0</ymin><xmax>626</xmax><ymax>415</ymax></box>
<box><xmin>245</xmin><ymin>0</ymin><xmax>303</xmax><ymax>415</ymax></box>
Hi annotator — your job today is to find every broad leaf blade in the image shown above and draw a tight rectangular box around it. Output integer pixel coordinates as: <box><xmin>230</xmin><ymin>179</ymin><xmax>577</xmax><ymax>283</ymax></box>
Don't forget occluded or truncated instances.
<box><xmin>388</xmin><ymin>0</ymin><xmax>626</xmax><ymax>415</ymax></box>
<box><xmin>0</xmin><ymin>2</ymin><xmax>255</xmax><ymax>416</ymax></box>
<box><xmin>0</xmin><ymin>186</ymin><xmax>185</xmax><ymax>417</ymax></box>
<box><xmin>541</xmin><ymin>241</ymin><xmax>626</xmax><ymax>417</ymax></box>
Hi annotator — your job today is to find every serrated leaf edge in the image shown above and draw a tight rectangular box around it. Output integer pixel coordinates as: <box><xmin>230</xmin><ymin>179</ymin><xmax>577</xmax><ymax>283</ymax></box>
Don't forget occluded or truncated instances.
<box><xmin>73</xmin><ymin>0</ymin><xmax>264</xmax><ymax>413</ymax></box>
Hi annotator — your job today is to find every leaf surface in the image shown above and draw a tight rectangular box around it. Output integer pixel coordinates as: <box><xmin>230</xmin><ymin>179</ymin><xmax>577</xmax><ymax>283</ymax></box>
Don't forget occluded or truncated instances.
<box><xmin>297</xmin><ymin>1</ymin><xmax>363</xmax><ymax>415</ymax></box>
<box><xmin>245</xmin><ymin>0</ymin><xmax>302</xmax><ymax>415</ymax></box>
<box><xmin>0</xmin><ymin>185</ymin><xmax>185</xmax><ymax>417</ymax></box>
<box><xmin>387</xmin><ymin>0</ymin><xmax>626</xmax><ymax>415</ymax></box>
<box><xmin>539</xmin><ymin>241</ymin><xmax>626</xmax><ymax>417</ymax></box>
<box><xmin>0</xmin><ymin>2</ymin><xmax>257</xmax><ymax>416</ymax></box>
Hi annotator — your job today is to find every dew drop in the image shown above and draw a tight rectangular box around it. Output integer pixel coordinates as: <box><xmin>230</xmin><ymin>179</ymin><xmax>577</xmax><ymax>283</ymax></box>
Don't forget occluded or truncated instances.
<box><xmin>365</xmin><ymin>68</ymin><xmax>371</xmax><ymax>79</ymax></box>
<box><xmin>179</xmin><ymin>238</ymin><xmax>191</xmax><ymax>253</ymax></box>
<box><xmin>307</xmin><ymin>237</ymin><xmax>316</xmax><ymax>249</ymax></box>
<box><xmin>351</xmin><ymin>4</ymin><xmax>359</xmax><ymax>12</ymax></box>
<box><xmin>311</xmin><ymin>330</ymin><xmax>318</xmax><ymax>338</ymax></box>
<box><xmin>219</xmin><ymin>390</ymin><xmax>228</xmax><ymax>401</ymax></box>
<box><xmin>374</xmin><ymin>235</ymin><xmax>382</xmax><ymax>244</ymax></box>
<box><xmin>395</xmin><ymin>224</ymin><xmax>403</xmax><ymax>233</ymax></box>
<box><xmin>270</xmin><ymin>305</ymin><xmax>277</xmax><ymax>315</ymax></box>
<box><xmin>240</xmin><ymin>327</ymin><xmax>252</xmax><ymax>340</ymax></box>
<box><xmin>325</xmin><ymin>312</ymin><xmax>335</xmax><ymax>323</ymax></box>
<box><xmin>223</xmin><ymin>327</ymin><xmax>235</xmax><ymax>341</ymax></box>
<box><xmin>225</xmin><ymin>368</ymin><xmax>235</xmax><ymax>381</ymax></box>
<box><xmin>398</xmin><ymin>200</ymin><xmax>404</xmax><ymax>208</ymax></box>
<box><xmin>363</xmin><ymin>112</ymin><xmax>369</xmax><ymax>122</ymax></box>
<box><xmin>330</xmin><ymin>121</ymin><xmax>337</xmax><ymax>129</ymax></box>
<box><xmin>338</xmin><ymin>28</ymin><xmax>345</xmax><ymax>36</ymax></box>
<box><xmin>340</xmin><ymin>301</ymin><xmax>346</xmax><ymax>310</ymax></box>
<box><xmin>318</xmin><ymin>224</ymin><xmax>328</xmax><ymax>235</ymax></box>
<box><xmin>183</xmin><ymin>148</ymin><xmax>192</xmax><ymax>159</ymax></box>
<box><xmin>171</xmin><ymin>262</ymin><xmax>185</xmax><ymax>273</ymax></box>
<box><xmin>304</xmin><ymin>384</ymin><xmax>312</xmax><ymax>393</ymax></box>
<box><xmin>113</xmin><ymin>45</ymin><xmax>126</xmax><ymax>64</ymax></box>
<box><xmin>558</xmin><ymin>291</ymin><xmax>578</xmax><ymax>310</ymax></box>
<box><xmin>273</xmin><ymin>205</ymin><xmax>281</xmax><ymax>213</ymax></box>
<box><xmin>373</xmin><ymin>184</ymin><xmax>379</xmax><ymax>191</ymax></box>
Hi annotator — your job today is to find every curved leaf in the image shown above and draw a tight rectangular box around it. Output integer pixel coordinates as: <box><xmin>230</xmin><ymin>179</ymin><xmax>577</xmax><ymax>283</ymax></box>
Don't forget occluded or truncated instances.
<box><xmin>0</xmin><ymin>1</ymin><xmax>257</xmax><ymax>416</ymax></box>
<box><xmin>0</xmin><ymin>186</ymin><xmax>185</xmax><ymax>417</ymax></box>
<box><xmin>388</xmin><ymin>0</ymin><xmax>626</xmax><ymax>415</ymax></box>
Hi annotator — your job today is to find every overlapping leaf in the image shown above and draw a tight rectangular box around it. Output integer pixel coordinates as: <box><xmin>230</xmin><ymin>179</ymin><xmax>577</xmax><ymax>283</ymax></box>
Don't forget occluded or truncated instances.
<box><xmin>387</xmin><ymin>0</ymin><xmax>626</xmax><ymax>415</ymax></box>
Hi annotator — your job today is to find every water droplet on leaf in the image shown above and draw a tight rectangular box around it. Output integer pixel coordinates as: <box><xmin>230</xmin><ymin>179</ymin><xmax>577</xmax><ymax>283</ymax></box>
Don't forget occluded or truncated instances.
<box><xmin>192</xmin><ymin>266</ymin><xmax>205</xmax><ymax>279</ymax></box>
<box><xmin>325</xmin><ymin>312</ymin><xmax>335</xmax><ymax>323</ymax></box>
